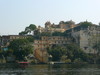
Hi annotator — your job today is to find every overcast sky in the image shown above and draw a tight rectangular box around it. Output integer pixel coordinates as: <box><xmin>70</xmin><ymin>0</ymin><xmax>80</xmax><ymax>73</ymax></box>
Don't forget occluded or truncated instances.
<box><xmin>0</xmin><ymin>0</ymin><xmax>100</xmax><ymax>35</ymax></box>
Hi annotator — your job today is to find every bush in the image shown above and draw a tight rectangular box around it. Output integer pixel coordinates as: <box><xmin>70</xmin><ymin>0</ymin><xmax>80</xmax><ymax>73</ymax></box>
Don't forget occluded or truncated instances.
<box><xmin>74</xmin><ymin>58</ymin><xmax>83</xmax><ymax>63</ymax></box>
<box><xmin>65</xmin><ymin>59</ymin><xmax>71</xmax><ymax>63</ymax></box>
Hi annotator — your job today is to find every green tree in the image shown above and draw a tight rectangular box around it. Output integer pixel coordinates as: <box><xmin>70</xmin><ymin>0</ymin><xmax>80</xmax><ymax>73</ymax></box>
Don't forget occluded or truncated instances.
<box><xmin>47</xmin><ymin>45</ymin><xmax>66</xmax><ymax>61</ymax></box>
<box><xmin>26</xmin><ymin>36</ymin><xmax>34</xmax><ymax>42</ymax></box>
<box><xmin>25</xmin><ymin>24</ymin><xmax>37</xmax><ymax>35</ymax></box>
<box><xmin>40</xmin><ymin>32</ymin><xmax>52</xmax><ymax>36</ymax></box>
<box><xmin>25</xmin><ymin>27</ymin><xmax>31</xmax><ymax>33</ymax></box>
<box><xmin>47</xmin><ymin>44</ymin><xmax>89</xmax><ymax>62</ymax></box>
<box><xmin>19</xmin><ymin>31</ymin><xmax>28</xmax><ymax>35</ymax></box>
<box><xmin>93</xmin><ymin>41</ymin><xmax>100</xmax><ymax>54</ymax></box>
<box><xmin>52</xmin><ymin>31</ymin><xmax>63</xmax><ymax>36</ymax></box>
<box><xmin>8</xmin><ymin>39</ymin><xmax>33</xmax><ymax>61</ymax></box>
<box><xmin>29</xmin><ymin>24</ymin><xmax>36</xmax><ymax>30</ymax></box>
<box><xmin>19</xmin><ymin>24</ymin><xmax>37</xmax><ymax>35</ymax></box>
<box><xmin>78</xmin><ymin>21</ymin><xmax>92</xmax><ymax>28</ymax></box>
<box><xmin>66</xmin><ymin>44</ymin><xmax>89</xmax><ymax>62</ymax></box>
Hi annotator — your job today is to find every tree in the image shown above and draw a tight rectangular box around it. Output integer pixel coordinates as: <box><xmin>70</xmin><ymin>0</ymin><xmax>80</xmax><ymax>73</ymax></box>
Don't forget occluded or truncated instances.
<box><xmin>47</xmin><ymin>44</ymin><xmax>89</xmax><ymax>62</ymax></box>
<box><xmin>78</xmin><ymin>21</ymin><xmax>92</xmax><ymax>28</ymax></box>
<box><xmin>25</xmin><ymin>27</ymin><xmax>31</xmax><ymax>33</ymax></box>
<box><xmin>29</xmin><ymin>24</ymin><xmax>36</xmax><ymax>30</ymax></box>
<box><xmin>8</xmin><ymin>39</ymin><xmax>33</xmax><ymax>61</ymax></box>
<box><xmin>52</xmin><ymin>31</ymin><xmax>63</xmax><ymax>36</ymax></box>
<box><xmin>19</xmin><ymin>24</ymin><xmax>37</xmax><ymax>35</ymax></box>
<box><xmin>26</xmin><ymin>36</ymin><xmax>34</xmax><ymax>42</ymax></box>
<box><xmin>40</xmin><ymin>32</ymin><xmax>52</xmax><ymax>36</ymax></box>
<box><xmin>93</xmin><ymin>41</ymin><xmax>100</xmax><ymax>54</ymax></box>
<box><xmin>25</xmin><ymin>24</ymin><xmax>37</xmax><ymax>35</ymax></box>
<box><xmin>47</xmin><ymin>45</ymin><xmax>66</xmax><ymax>61</ymax></box>
<box><xmin>19</xmin><ymin>31</ymin><xmax>28</xmax><ymax>35</ymax></box>
<box><xmin>66</xmin><ymin>44</ymin><xmax>89</xmax><ymax>62</ymax></box>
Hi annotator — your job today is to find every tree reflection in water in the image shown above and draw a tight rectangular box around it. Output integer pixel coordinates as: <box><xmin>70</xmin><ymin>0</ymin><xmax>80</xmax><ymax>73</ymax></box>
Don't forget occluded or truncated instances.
<box><xmin>0</xmin><ymin>64</ymin><xmax>100</xmax><ymax>75</ymax></box>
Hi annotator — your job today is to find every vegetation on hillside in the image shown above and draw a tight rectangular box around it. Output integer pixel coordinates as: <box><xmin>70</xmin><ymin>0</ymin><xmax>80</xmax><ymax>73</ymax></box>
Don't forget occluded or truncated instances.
<box><xmin>78</xmin><ymin>21</ymin><xmax>93</xmax><ymax>28</ymax></box>
<box><xmin>17</xmin><ymin>21</ymin><xmax>99</xmax><ymax>63</ymax></box>
<box><xmin>47</xmin><ymin>45</ymin><xmax>66</xmax><ymax>61</ymax></box>
<box><xmin>19</xmin><ymin>24</ymin><xmax>36</xmax><ymax>35</ymax></box>
<box><xmin>18</xmin><ymin>21</ymin><xmax>94</xmax><ymax>39</ymax></box>
<box><xmin>8</xmin><ymin>39</ymin><xmax>33</xmax><ymax>61</ymax></box>
<box><xmin>47</xmin><ymin>44</ymin><xmax>92</xmax><ymax>63</ymax></box>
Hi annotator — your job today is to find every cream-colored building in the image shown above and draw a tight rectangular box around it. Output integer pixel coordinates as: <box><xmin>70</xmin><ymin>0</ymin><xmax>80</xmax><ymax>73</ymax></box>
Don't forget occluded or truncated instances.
<box><xmin>36</xmin><ymin>20</ymin><xmax>76</xmax><ymax>33</ymax></box>
<box><xmin>0</xmin><ymin>35</ymin><xmax>28</xmax><ymax>48</ymax></box>
<box><xmin>34</xmin><ymin>36</ymin><xmax>68</xmax><ymax>50</ymax></box>
<box><xmin>34</xmin><ymin>36</ymin><xmax>68</xmax><ymax>63</ymax></box>
<box><xmin>69</xmin><ymin>25</ymin><xmax>100</xmax><ymax>54</ymax></box>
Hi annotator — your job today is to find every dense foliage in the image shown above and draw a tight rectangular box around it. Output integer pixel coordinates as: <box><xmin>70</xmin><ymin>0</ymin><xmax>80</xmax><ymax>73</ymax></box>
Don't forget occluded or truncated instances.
<box><xmin>19</xmin><ymin>24</ymin><xmax>36</xmax><ymax>35</ymax></box>
<box><xmin>47</xmin><ymin>45</ymin><xmax>66</xmax><ymax>61</ymax></box>
<box><xmin>52</xmin><ymin>32</ymin><xmax>63</xmax><ymax>36</ymax></box>
<box><xmin>93</xmin><ymin>41</ymin><xmax>100</xmax><ymax>54</ymax></box>
<box><xmin>47</xmin><ymin>44</ymin><xmax>90</xmax><ymax>63</ymax></box>
<box><xmin>17</xmin><ymin>21</ymin><xmax>99</xmax><ymax>63</ymax></box>
<box><xmin>78</xmin><ymin>21</ymin><xmax>92</xmax><ymax>28</ymax></box>
<box><xmin>65</xmin><ymin>44</ymin><xmax>89</xmax><ymax>62</ymax></box>
<box><xmin>8</xmin><ymin>39</ymin><xmax>33</xmax><ymax>61</ymax></box>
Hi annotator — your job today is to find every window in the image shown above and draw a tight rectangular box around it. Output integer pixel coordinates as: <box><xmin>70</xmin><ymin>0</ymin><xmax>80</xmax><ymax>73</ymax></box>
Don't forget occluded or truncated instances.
<box><xmin>44</xmin><ymin>45</ymin><xmax>45</xmax><ymax>47</ymax></box>
<box><xmin>58</xmin><ymin>41</ymin><xmax>60</xmax><ymax>43</ymax></box>
<box><xmin>48</xmin><ymin>38</ymin><xmax>51</xmax><ymax>40</ymax></box>
<box><xmin>84</xmin><ymin>47</ymin><xmax>88</xmax><ymax>50</ymax></box>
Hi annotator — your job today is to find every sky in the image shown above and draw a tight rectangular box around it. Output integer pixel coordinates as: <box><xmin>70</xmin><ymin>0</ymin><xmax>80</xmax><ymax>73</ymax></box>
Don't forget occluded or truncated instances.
<box><xmin>0</xmin><ymin>0</ymin><xmax>100</xmax><ymax>35</ymax></box>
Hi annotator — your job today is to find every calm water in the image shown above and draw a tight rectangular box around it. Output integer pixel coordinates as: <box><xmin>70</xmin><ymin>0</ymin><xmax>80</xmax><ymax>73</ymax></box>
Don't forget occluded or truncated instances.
<box><xmin>0</xmin><ymin>64</ymin><xmax>100</xmax><ymax>75</ymax></box>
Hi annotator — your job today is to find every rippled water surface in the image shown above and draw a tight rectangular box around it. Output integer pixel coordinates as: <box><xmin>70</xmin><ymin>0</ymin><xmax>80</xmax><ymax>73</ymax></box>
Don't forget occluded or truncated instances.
<box><xmin>0</xmin><ymin>64</ymin><xmax>100</xmax><ymax>75</ymax></box>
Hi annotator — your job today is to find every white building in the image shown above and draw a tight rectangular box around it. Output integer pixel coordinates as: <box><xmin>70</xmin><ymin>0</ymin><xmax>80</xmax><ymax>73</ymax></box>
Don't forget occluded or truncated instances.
<box><xmin>67</xmin><ymin>25</ymin><xmax>100</xmax><ymax>54</ymax></box>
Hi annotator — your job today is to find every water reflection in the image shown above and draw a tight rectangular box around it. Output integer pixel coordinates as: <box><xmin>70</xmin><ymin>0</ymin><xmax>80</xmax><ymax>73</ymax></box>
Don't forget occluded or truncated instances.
<box><xmin>0</xmin><ymin>64</ymin><xmax>100</xmax><ymax>75</ymax></box>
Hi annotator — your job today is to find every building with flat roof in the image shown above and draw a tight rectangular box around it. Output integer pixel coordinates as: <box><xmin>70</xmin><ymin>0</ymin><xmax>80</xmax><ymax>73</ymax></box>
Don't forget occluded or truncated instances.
<box><xmin>65</xmin><ymin>25</ymin><xmax>100</xmax><ymax>54</ymax></box>
<box><xmin>0</xmin><ymin>35</ymin><xmax>28</xmax><ymax>48</ymax></box>
<box><xmin>34</xmin><ymin>36</ymin><xmax>70</xmax><ymax>63</ymax></box>
<box><xmin>36</xmin><ymin>20</ymin><xmax>77</xmax><ymax>34</ymax></box>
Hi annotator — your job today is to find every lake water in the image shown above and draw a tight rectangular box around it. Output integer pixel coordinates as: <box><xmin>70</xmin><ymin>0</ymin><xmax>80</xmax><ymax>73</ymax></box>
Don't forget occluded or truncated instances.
<box><xmin>0</xmin><ymin>64</ymin><xmax>100</xmax><ymax>75</ymax></box>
